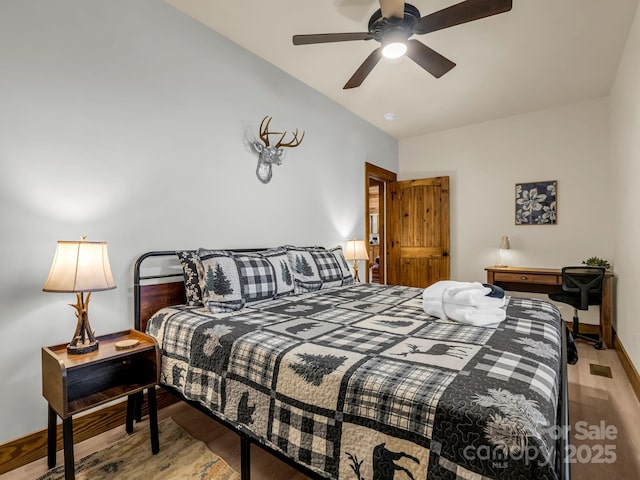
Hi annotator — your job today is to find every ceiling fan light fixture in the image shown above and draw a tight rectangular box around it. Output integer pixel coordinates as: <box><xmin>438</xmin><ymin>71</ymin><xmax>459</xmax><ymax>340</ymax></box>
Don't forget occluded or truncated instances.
<box><xmin>382</xmin><ymin>41</ymin><xmax>407</xmax><ymax>59</ymax></box>
<box><xmin>293</xmin><ymin>1</ymin><xmax>513</xmax><ymax>89</ymax></box>
<box><xmin>381</xmin><ymin>28</ymin><xmax>408</xmax><ymax>59</ymax></box>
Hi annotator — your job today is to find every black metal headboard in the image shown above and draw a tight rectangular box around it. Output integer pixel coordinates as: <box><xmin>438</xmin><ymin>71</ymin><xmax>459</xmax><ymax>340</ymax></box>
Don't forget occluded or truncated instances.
<box><xmin>133</xmin><ymin>249</ymin><xmax>267</xmax><ymax>332</ymax></box>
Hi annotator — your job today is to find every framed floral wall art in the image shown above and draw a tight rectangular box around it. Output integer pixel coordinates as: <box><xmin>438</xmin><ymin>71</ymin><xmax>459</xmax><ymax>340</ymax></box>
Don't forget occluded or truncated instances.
<box><xmin>515</xmin><ymin>180</ymin><xmax>557</xmax><ymax>225</ymax></box>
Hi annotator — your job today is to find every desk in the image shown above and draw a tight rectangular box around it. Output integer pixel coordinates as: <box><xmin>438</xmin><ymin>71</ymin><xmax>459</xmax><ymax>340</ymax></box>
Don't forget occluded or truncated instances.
<box><xmin>485</xmin><ymin>266</ymin><xmax>613</xmax><ymax>348</ymax></box>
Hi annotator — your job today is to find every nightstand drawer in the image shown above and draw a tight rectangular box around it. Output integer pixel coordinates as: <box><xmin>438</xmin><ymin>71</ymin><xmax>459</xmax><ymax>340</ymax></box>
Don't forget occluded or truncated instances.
<box><xmin>493</xmin><ymin>272</ymin><xmax>560</xmax><ymax>285</ymax></box>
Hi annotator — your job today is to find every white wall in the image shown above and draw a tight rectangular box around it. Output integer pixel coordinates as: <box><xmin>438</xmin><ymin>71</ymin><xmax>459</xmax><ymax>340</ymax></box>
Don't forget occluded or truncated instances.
<box><xmin>399</xmin><ymin>98</ymin><xmax>613</xmax><ymax>323</ymax></box>
<box><xmin>611</xmin><ymin>3</ymin><xmax>640</xmax><ymax>371</ymax></box>
<box><xmin>0</xmin><ymin>0</ymin><xmax>397</xmax><ymax>443</ymax></box>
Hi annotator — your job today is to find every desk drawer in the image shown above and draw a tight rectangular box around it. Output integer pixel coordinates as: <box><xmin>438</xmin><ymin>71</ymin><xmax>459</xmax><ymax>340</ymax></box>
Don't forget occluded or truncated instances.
<box><xmin>493</xmin><ymin>272</ymin><xmax>559</xmax><ymax>285</ymax></box>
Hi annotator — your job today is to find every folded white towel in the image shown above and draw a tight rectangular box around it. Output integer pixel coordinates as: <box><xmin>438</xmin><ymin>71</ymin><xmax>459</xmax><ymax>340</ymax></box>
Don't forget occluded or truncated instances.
<box><xmin>422</xmin><ymin>280</ymin><xmax>470</xmax><ymax>301</ymax></box>
<box><xmin>442</xmin><ymin>304</ymin><xmax>506</xmax><ymax>328</ymax></box>
<box><xmin>422</xmin><ymin>281</ymin><xmax>460</xmax><ymax>319</ymax></box>
<box><xmin>443</xmin><ymin>284</ymin><xmax>506</xmax><ymax>309</ymax></box>
<box><xmin>422</xmin><ymin>280</ymin><xmax>507</xmax><ymax>328</ymax></box>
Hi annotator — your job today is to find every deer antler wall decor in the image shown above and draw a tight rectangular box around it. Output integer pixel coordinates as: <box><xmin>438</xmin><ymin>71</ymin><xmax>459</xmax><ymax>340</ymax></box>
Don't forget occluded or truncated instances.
<box><xmin>252</xmin><ymin>115</ymin><xmax>305</xmax><ymax>184</ymax></box>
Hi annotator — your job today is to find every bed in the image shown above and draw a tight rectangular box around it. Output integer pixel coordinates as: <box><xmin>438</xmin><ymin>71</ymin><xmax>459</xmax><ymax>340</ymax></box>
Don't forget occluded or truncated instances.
<box><xmin>134</xmin><ymin>249</ymin><xmax>570</xmax><ymax>480</ymax></box>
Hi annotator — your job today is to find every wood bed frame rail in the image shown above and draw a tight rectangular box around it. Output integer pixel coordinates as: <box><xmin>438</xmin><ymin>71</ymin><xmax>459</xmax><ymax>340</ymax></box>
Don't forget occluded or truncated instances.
<box><xmin>134</xmin><ymin>250</ymin><xmax>185</xmax><ymax>333</ymax></box>
<box><xmin>133</xmin><ymin>250</ymin><xmax>571</xmax><ymax>480</ymax></box>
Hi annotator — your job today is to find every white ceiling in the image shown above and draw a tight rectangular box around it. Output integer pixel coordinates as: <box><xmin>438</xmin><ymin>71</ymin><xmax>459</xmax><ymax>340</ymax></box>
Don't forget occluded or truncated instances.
<box><xmin>165</xmin><ymin>0</ymin><xmax>639</xmax><ymax>139</ymax></box>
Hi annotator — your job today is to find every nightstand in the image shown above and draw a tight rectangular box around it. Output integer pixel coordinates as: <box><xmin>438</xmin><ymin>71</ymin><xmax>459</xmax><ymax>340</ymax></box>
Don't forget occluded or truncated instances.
<box><xmin>42</xmin><ymin>330</ymin><xmax>160</xmax><ymax>480</ymax></box>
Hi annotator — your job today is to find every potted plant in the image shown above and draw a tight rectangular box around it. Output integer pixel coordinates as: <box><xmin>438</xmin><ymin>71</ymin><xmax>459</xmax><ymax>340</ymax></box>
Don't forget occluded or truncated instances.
<box><xmin>582</xmin><ymin>256</ymin><xmax>611</xmax><ymax>270</ymax></box>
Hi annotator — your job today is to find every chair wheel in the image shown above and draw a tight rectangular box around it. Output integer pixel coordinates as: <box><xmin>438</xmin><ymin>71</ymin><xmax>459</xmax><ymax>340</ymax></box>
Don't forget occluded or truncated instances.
<box><xmin>594</xmin><ymin>341</ymin><xmax>603</xmax><ymax>350</ymax></box>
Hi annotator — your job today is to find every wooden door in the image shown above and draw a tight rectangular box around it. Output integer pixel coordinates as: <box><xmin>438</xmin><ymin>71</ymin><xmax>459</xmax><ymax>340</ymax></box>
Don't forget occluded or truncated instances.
<box><xmin>387</xmin><ymin>176</ymin><xmax>450</xmax><ymax>288</ymax></box>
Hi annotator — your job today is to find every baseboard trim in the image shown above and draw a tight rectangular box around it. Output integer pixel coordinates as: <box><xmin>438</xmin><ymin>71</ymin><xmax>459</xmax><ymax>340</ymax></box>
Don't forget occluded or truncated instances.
<box><xmin>613</xmin><ymin>331</ymin><xmax>640</xmax><ymax>402</ymax></box>
<box><xmin>0</xmin><ymin>389</ymin><xmax>177</xmax><ymax>475</ymax></box>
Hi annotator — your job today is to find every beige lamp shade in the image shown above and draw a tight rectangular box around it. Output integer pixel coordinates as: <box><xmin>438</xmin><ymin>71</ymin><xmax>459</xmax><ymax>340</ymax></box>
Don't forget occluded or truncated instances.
<box><xmin>344</xmin><ymin>239</ymin><xmax>370</xmax><ymax>261</ymax></box>
<box><xmin>43</xmin><ymin>240</ymin><xmax>116</xmax><ymax>293</ymax></box>
<box><xmin>496</xmin><ymin>235</ymin><xmax>510</xmax><ymax>267</ymax></box>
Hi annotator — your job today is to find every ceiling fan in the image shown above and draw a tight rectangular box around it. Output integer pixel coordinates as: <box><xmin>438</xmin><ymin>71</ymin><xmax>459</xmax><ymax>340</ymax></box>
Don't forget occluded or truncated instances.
<box><xmin>292</xmin><ymin>0</ymin><xmax>512</xmax><ymax>89</ymax></box>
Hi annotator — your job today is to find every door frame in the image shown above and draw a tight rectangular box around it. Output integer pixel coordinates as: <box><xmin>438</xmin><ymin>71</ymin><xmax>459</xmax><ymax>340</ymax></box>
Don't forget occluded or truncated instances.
<box><xmin>364</xmin><ymin>162</ymin><xmax>397</xmax><ymax>284</ymax></box>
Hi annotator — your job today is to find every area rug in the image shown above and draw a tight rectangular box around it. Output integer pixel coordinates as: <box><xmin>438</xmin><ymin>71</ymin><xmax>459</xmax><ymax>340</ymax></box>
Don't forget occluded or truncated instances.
<box><xmin>37</xmin><ymin>418</ymin><xmax>240</xmax><ymax>479</ymax></box>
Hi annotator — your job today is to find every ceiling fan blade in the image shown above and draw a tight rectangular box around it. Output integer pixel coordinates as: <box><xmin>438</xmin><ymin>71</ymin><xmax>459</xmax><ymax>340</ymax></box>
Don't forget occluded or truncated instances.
<box><xmin>405</xmin><ymin>39</ymin><xmax>456</xmax><ymax>78</ymax></box>
<box><xmin>343</xmin><ymin>48</ymin><xmax>383</xmax><ymax>89</ymax></box>
<box><xmin>293</xmin><ymin>32</ymin><xmax>371</xmax><ymax>45</ymax></box>
<box><xmin>414</xmin><ymin>0</ymin><xmax>512</xmax><ymax>35</ymax></box>
<box><xmin>380</xmin><ymin>0</ymin><xmax>405</xmax><ymax>19</ymax></box>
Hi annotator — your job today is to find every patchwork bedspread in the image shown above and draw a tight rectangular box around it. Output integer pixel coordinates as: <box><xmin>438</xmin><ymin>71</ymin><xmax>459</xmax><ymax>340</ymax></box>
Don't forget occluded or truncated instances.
<box><xmin>146</xmin><ymin>283</ymin><xmax>563</xmax><ymax>480</ymax></box>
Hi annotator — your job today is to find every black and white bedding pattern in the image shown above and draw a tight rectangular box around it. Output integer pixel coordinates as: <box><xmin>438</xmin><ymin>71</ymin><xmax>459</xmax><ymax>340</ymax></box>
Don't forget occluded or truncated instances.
<box><xmin>146</xmin><ymin>283</ymin><xmax>562</xmax><ymax>480</ymax></box>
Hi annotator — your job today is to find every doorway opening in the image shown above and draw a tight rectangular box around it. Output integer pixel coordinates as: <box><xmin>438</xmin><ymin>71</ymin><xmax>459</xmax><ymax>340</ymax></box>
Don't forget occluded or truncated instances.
<box><xmin>364</xmin><ymin>162</ymin><xmax>397</xmax><ymax>284</ymax></box>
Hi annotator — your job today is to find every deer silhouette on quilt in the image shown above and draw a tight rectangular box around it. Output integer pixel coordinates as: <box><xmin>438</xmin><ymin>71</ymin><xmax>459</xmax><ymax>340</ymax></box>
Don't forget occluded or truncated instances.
<box><xmin>393</xmin><ymin>343</ymin><xmax>471</xmax><ymax>360</ymax></box>
<box><xmin>373</xmin><ymin>443</ymin><xmax>420</xmax><ymax>480</ymax></box>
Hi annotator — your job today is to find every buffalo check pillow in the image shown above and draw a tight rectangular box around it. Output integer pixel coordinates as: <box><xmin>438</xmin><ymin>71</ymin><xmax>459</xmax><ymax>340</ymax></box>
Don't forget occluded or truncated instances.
<box><xmin>198</xmin><ymin>248</ymin><xmax>294</xmax><ymax>313</ymax></box>
<box><xmin>329</xmin><ymin>246</ymin><xmax>354</xmax><ymax>286</ymax></box>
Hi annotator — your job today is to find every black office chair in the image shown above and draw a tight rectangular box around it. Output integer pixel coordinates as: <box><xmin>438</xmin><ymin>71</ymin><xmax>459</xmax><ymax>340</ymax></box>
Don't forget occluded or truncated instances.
<box><xmin>549</xmin><ymin>266</ymin><xmax>605</xmax><ymax>350</ymax></box>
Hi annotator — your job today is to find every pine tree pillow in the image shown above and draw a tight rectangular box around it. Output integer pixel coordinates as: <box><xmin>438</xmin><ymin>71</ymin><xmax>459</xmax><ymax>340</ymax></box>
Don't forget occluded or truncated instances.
<box><xmin>285</xmin><ymin>246</ymin><xmax>345</xmax><ymax>294</ymax></box>
<box><xmin>198</xmin><ymin>248</ymin><xmax>294</xmax><ymax>313</ymax></box>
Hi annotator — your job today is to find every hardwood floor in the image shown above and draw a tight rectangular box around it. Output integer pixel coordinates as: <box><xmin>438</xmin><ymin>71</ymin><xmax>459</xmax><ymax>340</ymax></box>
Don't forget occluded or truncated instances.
<box><xmin>567</xmin><ymin>340</ymin><xmax>640</xmax><ymax>479</ymax></box>
<box><xmin>2</xmin><ymin>341</ymin><xmax>639</xmax><ymax>480</ymax></box>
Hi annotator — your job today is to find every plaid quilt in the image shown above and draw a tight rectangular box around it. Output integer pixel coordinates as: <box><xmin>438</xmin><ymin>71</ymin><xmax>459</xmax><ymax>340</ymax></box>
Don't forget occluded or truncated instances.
<box><xmin>146</xmin><ymin>284</ymin><xmax>563</xmax><ymax>480</ymax></box>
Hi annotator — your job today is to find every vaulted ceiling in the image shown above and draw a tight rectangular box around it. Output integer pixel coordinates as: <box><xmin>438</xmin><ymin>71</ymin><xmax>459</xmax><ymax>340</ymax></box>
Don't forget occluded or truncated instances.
<box><xmin>166</xmin><ymin>0</ymin><xmax>639</xmax><ymax>139</ymax></box>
